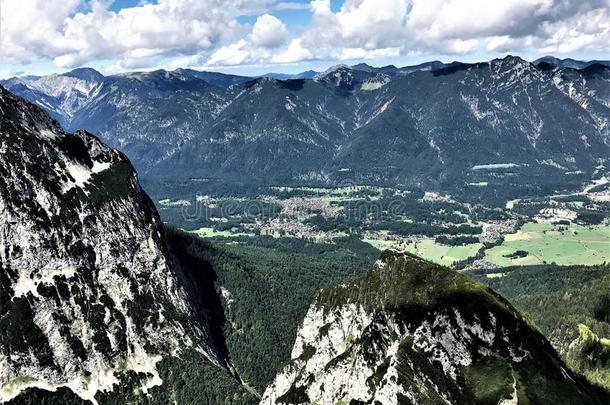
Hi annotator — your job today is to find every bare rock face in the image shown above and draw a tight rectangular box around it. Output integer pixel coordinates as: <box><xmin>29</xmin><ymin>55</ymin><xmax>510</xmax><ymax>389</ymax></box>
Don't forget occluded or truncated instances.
<box><xmin>0</xmin><ymin>86</ymin><xmax>220</xmax><ymax>403</ymax></box>
<box><xmin>261</xmin><ymin>251</ymin><xmax>610</xmax><ymax>405</ymax></box>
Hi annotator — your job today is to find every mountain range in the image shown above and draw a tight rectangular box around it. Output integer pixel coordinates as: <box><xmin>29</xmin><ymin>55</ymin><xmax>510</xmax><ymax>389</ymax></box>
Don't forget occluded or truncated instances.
<box><xmin>3</xmin><ymin>56</ymin><xmax>608</xmax><ymax>199</ymax></box>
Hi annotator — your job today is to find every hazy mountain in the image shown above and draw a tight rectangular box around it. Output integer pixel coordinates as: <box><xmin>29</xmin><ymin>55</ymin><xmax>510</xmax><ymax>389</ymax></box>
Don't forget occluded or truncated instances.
<box><xmin>262</xmin><ymin>70</ymin><xmax>318</xmax><ymax>80</ymax></box>
<box><xmin>3</xmin><ymin>56</ymin><xmax>609</xmax><ymax>197</ymax></box>
<box><xmin>351</xmin><ymin>62</ymin><xmax>399</xmax><ymax>74</ymax></box>
<box><xmin>534</xmin><ymin>56</ymin><xmax>610</xmax><ymax>70</ymax></box>
<box><xmin>62</xmin><ymin>67</ymin><xmax>105</xmax><ymax>82</ymax></box>
<box><xmin>172</xmin><ymin>68</ymin><xmax>253</xmax><ymax>87</ymax></box>
<box><xmin>154</xmin><ymin>56</ymin><xmax>609</xmax><ymax>192</ymax></box>
<box><xmin>262</xmin><ymin>251</ymin><xmax>610</xmax><ymax>404</ymax></box>
<box><xmin>352</xmin><ymin>61</ymin><xmax>470</xmax><ymax>75</ymax></box>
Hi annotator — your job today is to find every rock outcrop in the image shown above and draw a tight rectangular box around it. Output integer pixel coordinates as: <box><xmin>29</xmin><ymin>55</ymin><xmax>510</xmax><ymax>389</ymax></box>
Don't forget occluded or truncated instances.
<box><xmin>0</xmin><ymin>86</ymin><xmax>223</xmax><ymax>403</ymax></box>
<box><xmin>262</xmin><ymin>251</ymin><xmax>609</xmax><ymax>404</ymax></box>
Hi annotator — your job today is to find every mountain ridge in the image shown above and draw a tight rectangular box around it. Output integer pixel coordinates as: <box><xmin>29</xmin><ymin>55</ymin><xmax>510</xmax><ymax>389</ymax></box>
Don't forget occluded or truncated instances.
<box><xmin>261</xmin><ymin>250</ymin><xmax>610</xmax><ymax>404</ymax></box>
<box><xmin>3</xmin><ymin>55</ymin><xmax>609</xmax><ymax>200</ymax></box>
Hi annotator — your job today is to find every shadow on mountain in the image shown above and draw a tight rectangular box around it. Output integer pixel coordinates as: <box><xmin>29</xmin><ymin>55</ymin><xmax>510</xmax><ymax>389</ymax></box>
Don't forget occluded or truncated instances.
<box><xmin>164</xmin><ymin>226</ymin><xmax>232</xmax><ymax>365</ymax></box>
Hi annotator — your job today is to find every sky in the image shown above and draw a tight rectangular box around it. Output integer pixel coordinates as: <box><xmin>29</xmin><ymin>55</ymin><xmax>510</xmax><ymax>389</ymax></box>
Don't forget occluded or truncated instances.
<box><xmin>0</xmin><ymin>0</ymin><xmax>608</xmax><ymax>78</ymax></box>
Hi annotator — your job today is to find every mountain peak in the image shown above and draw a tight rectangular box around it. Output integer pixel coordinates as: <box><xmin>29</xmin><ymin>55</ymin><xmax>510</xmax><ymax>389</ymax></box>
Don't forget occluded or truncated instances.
<box><xmin>262</xmin><ymin>251</ymin><xmax>609</xmax><ymax>404</ymax></box>
<box><xmin>488</xmin><ymin>55</ymin><xmax>535</xmax><ymax>75</ymax></box>
<box><xmin>533</xmin><ymin>56</ymin><xmax>610</xmax><ymax>70</ymax></box>
<box><xmin>63</xmin><ymin>67</ymin><xmax>105</xmax><ymax>82</ymax></box>
<box><xmin>315</xmin><ymin>63</ymin><xmax>351</xmax><ymax>78</ymax></box>
<box><xmin>352</xmin><ymin>63</ymin><xmax>399</xmax><ymax>74</ymax></box>
<box><xmin>351</xmin><ymin>62</ymin><xmax>374</xmax><ymax>71</ymax></box>
<box><xmin>495</xmin><ymin>54</ymin><xmax>528</xmax><ymax>65</ymax></box>
<box><xmin>313</xmin><ymin>64</ymin><xmax>366</xmax><ymax>90</ymax></box>
<box><xmin>317</xmin><ymin>250</ymin><xmax>495</xmax><ymax>312</ymax></box>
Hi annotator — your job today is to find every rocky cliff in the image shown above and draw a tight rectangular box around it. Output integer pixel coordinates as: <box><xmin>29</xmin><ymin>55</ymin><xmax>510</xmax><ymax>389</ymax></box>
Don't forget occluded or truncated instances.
<box><xmin>0</xmin><ymin>86</ymin><xmax>226</xmax><ymax>403</ymax></box>
<box><xmin>261</xmin><ymin>251</ymin><xmax>609</xmax><ymax>404</ymax></box>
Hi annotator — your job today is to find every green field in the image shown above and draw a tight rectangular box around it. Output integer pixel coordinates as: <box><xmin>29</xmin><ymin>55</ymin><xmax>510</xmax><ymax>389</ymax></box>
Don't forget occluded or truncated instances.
<box><xmin>363</xmin><ymin>238</ymin><xmax>483</xmax><ymax>267</ymax></box>
<box><xmin>192</xmin><ymin>227</ymin><xmax>253</xmax><ymax>238</ymax></box>
<box><xmin>484</xmin><ymin>222</ymin><xmax>610</xmax><ymax>266</ymax></box>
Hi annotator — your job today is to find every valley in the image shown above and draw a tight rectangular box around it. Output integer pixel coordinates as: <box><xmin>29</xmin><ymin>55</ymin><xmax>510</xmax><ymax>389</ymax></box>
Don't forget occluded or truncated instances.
<box><xmin>148</xmin><ymin>171</ymin><xmax>610</xmax><ymax>271</ymax></box>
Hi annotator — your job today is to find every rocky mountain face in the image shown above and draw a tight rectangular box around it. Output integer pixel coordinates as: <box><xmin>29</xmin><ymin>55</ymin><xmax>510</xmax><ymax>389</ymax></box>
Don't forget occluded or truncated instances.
<box><xmin>261</xmin><ymin>251</ymin><xmax>609</xmax><ymax>405</ymax></box>
<box><xmin>0</xmin><ymin>86</ymin><xmax>232</xmax><ymax>403</ymax></box>
<box><xmin>1</xmin><ymin>68</ymin><xmax>105</xmax><ymax>127</ymax></box>
<box><xmin>4</xmin><ymin>56</ymin><xmax>609</xmax><ymax>193</ymax></box>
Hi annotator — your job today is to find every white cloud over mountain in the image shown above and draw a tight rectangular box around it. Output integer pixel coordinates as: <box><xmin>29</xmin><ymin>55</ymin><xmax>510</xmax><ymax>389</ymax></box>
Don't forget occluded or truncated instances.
<box><xmin>0</xmin><ymin>0</ymin><xmax>608</xmax><ymax>71</ymax></box>
<box><xmin>250</xmin><ymin>14</ymin><xmax>289</xmax><ymax>48</ymax></box>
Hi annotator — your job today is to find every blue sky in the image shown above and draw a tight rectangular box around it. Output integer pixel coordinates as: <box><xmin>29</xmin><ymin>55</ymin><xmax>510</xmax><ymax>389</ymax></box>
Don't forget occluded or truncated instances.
<box><xmin>0</xmin><ymin>0</ymin><xmax>608</xmax><ymax>78</ymax></box>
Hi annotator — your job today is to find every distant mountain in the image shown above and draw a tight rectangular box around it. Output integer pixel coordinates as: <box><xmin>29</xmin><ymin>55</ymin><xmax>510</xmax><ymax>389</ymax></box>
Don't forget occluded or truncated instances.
<box><xmin>1</xmin><ymin>68</ymin><xmax>105</xmax><ymax>126</ymax></box>
<box><xmin>352</xmin><ymin>61</ymin><xmax>466</xmax><ymax>75</ymax></box>
<box><xmin>262</xmin><ymin>70</ymin><xmax>318</xmax><ymax>80</ymax></box>
<box><xmin>262</xmin><ymin>251</ymin><xmax>610</xmax><ymax>404</ymax></box>
<box><xmin>313</xmin><ymin>64</ymin><xmax>388</xmax><ymax>91</ymax></box>
<box><xmin>261</xmin><ymin>64</ymin><xmax>437</xmax><ymax>80</ymax></box>
<box><xmin>173</xmin><ymin>68</ymin><xmax>253</xmax><ymax>87</ymax></box>
<box><xmin>62</xmin><ymin>67</ymin><xmax>106</xmax><ymax>82</ymax></box>
<box><xmin>0</xmin><ymin>67</ymin><xmax>250</xmax><ymax>127</ymax></box>
<box><xmin>351</xmin><ymin>62</ymin><xmax>399</xmax><ymax>74</ymax></box>
<box><xmin>0</xmin><ymin>86</ymin><xmax>249</xmax><ymax>403</ymax></box>
<box><xmin>3</xmin><ymin>56</ymin><xmax>609</xmax><ymax>199</ymax></box>
<box><xmin>534</xmin><ymin>56</ymin><xmax>610</xmax><ymax>70</ymax></box>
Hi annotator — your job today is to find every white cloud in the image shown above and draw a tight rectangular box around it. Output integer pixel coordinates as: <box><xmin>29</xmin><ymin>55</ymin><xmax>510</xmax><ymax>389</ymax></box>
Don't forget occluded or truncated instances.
<box><xmin>407</xmin><ymin>0</ymin><xmax>553</xmax><ymax>41</ymax></box>
<box><xmin>405</xmin><ymin>0</ymin><xmax>609</xmax><ymax>55</ymax></box>
<box><xmin>296</xmin><ymin>0</ymin><xmax>409</xmax><ymax>57</ymax></box>
<box><xmin>273</xmin><ymin>2</ymin><xmax>311</xmax><ymax>11</ymax></box>
<box><xmin>272</xmin><ymin>39</ymin><xmax>313</xmax><ymax>63</ymax></box>
<box><xmin>204</xmin><ymin>11</ymin><xmax>302</xmax><ymax>66</ymax></box>
<box><xmin>204</xmin><ymin>14</ymin><xmax>288</xmax><ymax>66</ymax></box>
<box><xmin>0</xmin><ymin>0</ymin><xmax>272</xmax><ymax>67</ymax></box>
<box><xmin>0</xmin><ymin>0</ymin><xmax>608</xmax><ymax>71</ymax></box>
<box><xmin>167</xmin><ymin>54</ymin><xmax>207</xmax><ymax>70</ymax></box>
<box><xmin>339</xmin><ymin>47</ymin><xmax>400</xmax><ymax>60</ymax></box>
<box><xmin>207</xmin><ymin>39</ymin><xmax>253</xmax><ymax>66</ymax></box>
<box><xmin>0</xmin><ymin>0</ymin><xmax>82</xmax><ymax>64</ymax></box>
<box><xmin>250</xmin><ymin>14</ymin><xmax>289</xmax><ymax>48</ymax></box>
<box><xmin>538</xmin><ymin>7</ymin><xmax>610</xmax><ymax>53</ymax></box>
<box><xmin>289</xmin><ymin>0</ymin><xmax>610</xmax><ymax>62</ymax></box>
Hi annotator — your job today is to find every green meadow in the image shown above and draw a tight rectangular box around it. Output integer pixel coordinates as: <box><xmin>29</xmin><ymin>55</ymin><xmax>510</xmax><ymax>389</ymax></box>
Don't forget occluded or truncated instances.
<box><xmin>484</xmin><ymin>222</ymin><xmax>610</xmax><ymax>266</ymax></box>
<box><xmin>363</xmin><ymin>238</ymin><xmax>483</xmax><ymax>267</ymax></box>
<box><xmin>192</xmin><ymin>227</ymin><xmax>253</xmax><ymax>238</ymax></box>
